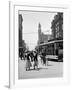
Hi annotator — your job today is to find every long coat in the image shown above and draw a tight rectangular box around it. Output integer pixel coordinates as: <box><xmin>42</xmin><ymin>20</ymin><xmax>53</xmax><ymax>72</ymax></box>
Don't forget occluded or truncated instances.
<box><xmin>25</xmin><ymin>54</ymin><xmax>31</xmax><ymax>69</ymax></box>
<box><xmin>33</xmin><ymin>53</ymin><xmax>38</xmax><ymax>67</ymax></box>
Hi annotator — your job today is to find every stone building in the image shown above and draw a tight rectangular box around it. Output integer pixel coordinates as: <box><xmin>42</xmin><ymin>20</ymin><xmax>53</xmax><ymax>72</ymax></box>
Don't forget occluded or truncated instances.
<box><xmin>19</xmin><ymin>14</ymin><xmax>23</xmax><ymax>48</ymax></box>
<box><xmin>19</xmin><ymin>14</ymin><xmax>27</xmax><ymax>57</ymax></box>
<box><xmin>38</xmin><ymin>23</ymin><xmax>51</xmax><ymax>44</ymax></box>
<box><xmin>51</xmin><ymin>13</ymin><xmax>63</xmax><ymax>39</ymax></box>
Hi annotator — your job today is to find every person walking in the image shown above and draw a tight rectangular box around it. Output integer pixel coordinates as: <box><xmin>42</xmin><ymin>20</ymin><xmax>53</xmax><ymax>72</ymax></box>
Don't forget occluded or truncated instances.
<box><xmin>33</xmin><ymin>51</ymin><xmax>38</xmax><ymax>70</ymax></box>
<box><xmin>37</xmin><ymin>54</ymin><xmax>42</xmax><ymax>69</ymax></box>
<box><xmin>25</xmin><ymin>52</ymin><xmax>32</xmax><ymax>71</ymax></box>
<box><xmin>42</xmin><ymin>52</ymin><xmax>46</xmax><ymax>66</ymax></box>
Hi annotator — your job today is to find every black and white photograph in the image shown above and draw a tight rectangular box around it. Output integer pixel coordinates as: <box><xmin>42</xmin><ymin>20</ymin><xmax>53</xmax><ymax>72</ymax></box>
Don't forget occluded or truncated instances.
<box><xmin>18</xmin><ymin>10</ymin><xmax>63</xmax><ymax>79</ymax></box>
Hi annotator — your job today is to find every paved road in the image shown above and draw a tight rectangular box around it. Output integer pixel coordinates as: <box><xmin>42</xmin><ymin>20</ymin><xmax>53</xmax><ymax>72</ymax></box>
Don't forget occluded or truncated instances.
<box><xmin>18</xmin><ymin>59</ymin><xmax>63</xmax><ymax>79</ymax></box>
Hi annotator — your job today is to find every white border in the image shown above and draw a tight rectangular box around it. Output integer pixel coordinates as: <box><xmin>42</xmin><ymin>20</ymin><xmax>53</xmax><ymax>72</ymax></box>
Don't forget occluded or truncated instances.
<box><xmin>9</xmin><ymin>1</ymin><xmax>71</xmax><ymax>88</ymax></box>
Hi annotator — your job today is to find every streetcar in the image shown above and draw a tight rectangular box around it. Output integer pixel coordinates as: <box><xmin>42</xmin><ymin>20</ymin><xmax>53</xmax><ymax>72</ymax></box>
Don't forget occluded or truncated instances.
<box><xmin>38</xmin><ymin>38</ymin><xmax>63</xmax><ymax>62</ymax></box>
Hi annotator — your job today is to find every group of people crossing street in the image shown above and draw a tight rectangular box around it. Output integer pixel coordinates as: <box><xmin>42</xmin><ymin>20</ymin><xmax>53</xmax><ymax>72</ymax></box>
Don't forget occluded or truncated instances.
<box><xmin>19</xmin><ymin>50</ymin><xmax>48</xmax><ymax>71</ymax></box>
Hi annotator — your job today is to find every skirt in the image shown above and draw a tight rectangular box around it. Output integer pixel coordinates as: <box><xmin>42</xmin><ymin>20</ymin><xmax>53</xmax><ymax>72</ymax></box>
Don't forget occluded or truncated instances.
<box><xmin>25</xmin><ymin>60</ymin><xmax>32</xmax><ymax>68</ymax></box>
<box><xmin>33</xmin><ymin>60</ymin><xmax>38</xmax><ymax>67</ymax></box>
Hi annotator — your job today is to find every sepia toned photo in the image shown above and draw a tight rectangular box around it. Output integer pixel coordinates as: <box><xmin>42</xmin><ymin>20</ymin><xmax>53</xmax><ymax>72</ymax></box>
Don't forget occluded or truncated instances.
<box><xmin>18</xmin><ymin>10</ymin><xmax>63</xmax><ymax>79</ymax></box>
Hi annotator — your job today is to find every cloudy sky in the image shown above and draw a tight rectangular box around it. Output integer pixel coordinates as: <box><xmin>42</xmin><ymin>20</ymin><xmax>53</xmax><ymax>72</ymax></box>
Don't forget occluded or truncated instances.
<box><xmin>19</xmin><ymin>10</ymin><xmax>57</xmax><ymax>50</ymax></box>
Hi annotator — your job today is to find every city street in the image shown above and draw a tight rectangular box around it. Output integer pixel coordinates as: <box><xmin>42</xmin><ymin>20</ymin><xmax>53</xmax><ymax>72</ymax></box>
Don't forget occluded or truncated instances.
<box><xmin>18</xmin><ymin>59</ymin><xmax>63</xmax><ymax>79</ymax></box>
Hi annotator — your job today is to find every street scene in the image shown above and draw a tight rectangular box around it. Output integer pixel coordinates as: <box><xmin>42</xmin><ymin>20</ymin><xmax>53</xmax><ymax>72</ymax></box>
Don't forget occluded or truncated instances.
<box><xmin>18</xmin><ymin>11</ymin><xmax>63</xmax><ymax>79</ymax></box>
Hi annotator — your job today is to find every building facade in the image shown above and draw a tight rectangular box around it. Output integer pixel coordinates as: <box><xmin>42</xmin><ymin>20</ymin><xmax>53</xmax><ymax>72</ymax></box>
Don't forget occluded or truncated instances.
<box><xmin>51</xmin><ymin>13</ymin><xmax>63</xmax><ymax>39</ymax></box>
<box><xmin>19</xmin><ymin>14</ymin><xmax>23</xmax><ymax>48</ymax></box>
<box><xmin>19</xmin><ymin>14</ymin><xmax>27</xmax><ymax>57</ymax></box>
<box><xmin>38</xmin><ymin>23</ymin><xmax>51</xmax><ymax>44</ymax></box>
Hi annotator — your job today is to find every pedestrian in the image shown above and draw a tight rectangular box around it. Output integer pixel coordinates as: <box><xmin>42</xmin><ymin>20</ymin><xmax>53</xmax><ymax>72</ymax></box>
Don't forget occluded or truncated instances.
<box><xmin>25</xmin><ymin>52</ymin><xmax>32</xmax><ymax>71</ymax></box>
<box><xmin>37</xmin><ymin>54</ymin><xmax>42</xmax><ymax>69</ymax></box>
<box><xmin>33</xmin><ymin>51</ymin><xmax>38</xmax><ymax>70</ymax></box>
<box><xmin>42</xmin><ymin>52</ymin><xmax>46</xmax><ymax>66</ymax></box>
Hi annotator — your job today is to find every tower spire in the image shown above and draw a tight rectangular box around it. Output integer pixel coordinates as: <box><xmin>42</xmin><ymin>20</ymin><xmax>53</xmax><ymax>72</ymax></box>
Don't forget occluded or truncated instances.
<box><xmin>38</xmin><ymin>22</ymin><xmax>41</xmax><ymax>30</ymax></box>
<box><xmin>38</xmin><ymin>22</ymin><xmax>42</xmax><ymax>44</ymax></box>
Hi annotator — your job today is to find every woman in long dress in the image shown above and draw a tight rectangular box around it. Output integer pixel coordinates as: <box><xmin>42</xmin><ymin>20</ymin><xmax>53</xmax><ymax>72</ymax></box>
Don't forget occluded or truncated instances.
<box><xmin>25</xmin><ymin>53</ymin><xmax>32</xmax><ymax>71</ymax></box>
<box><xmin>37</xmin><ymin>54</ymin><xmax>43</xmax><ymax>69</ymax></box>
<box><xmin>33</xmin><ymin>52</ymin><xmax>38</xmax><ymax>70</ymax></box>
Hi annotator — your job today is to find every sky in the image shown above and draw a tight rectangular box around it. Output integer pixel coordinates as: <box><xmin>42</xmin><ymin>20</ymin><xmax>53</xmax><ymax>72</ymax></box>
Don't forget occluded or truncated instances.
<box><xmin>19</xmin><ymin>10</ymin><xmax>57</xmax><ymax>50</ymax></box>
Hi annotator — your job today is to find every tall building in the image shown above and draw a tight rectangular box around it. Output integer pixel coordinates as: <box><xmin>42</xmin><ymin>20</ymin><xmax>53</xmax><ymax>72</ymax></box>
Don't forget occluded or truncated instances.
<box><xmin>38</xmin><ymin>23</ymin><xmax>42</xmax><ymax>44</ymax></box>
<box><xmin>38</xmin><ymin>23</ymin><xmax>48</xmax><ymax>44</ymax></box>
<box><xmin>19</xmin><ymin>14</ymin><xmax>23</xmax><ymax>48</ymax></box>
<box><xmin>19</xmin><ymin>14</ymin><xmax>27</xmax><ymax>55</ymax></box>
<box><xmin>38</xmin><ymin>23</ymin><xmax>51</xmax><ymax>44</ymax></box>
<box><xmin>51</xmin><ymin>13</ymin><xmax>63</xmax><ymax>39</ymax></box>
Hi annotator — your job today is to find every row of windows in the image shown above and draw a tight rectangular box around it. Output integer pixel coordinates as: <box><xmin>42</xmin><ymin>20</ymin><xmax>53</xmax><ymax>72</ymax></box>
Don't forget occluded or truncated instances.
<box><xmin>39</xmin><ymin>42</ymin><xmax>63</xmax><ymax>55</ymax></box>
